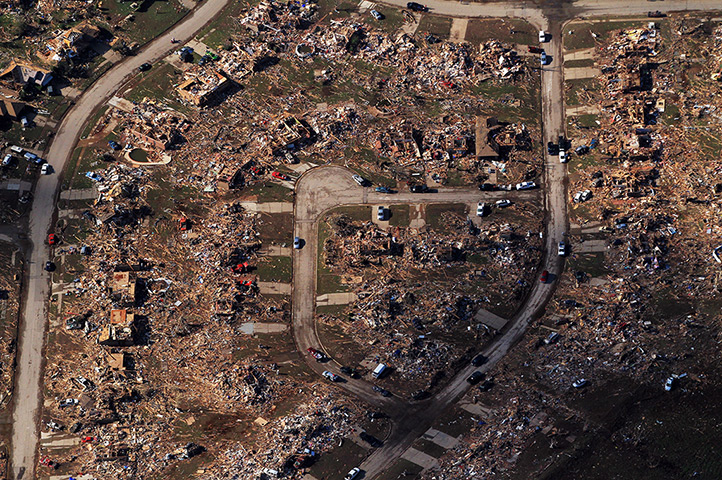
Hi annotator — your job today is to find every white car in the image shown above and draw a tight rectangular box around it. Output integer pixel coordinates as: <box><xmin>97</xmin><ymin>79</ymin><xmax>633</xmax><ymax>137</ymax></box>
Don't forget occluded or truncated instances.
<box><xmin>322</xmin><ymin>371</ymin><xmax>340</xmax><ymax>382</ymax></box>
<box><xmin>558</xmin><ymin>241</ymin><xmax>566</xmax><ymax>256</ymax></box>
<box><xmin>559</xmin><ymin>150</ymin><xmax>568</xmax><ymax>163</ymax></box>
<box><xmin>41</xmin><ymin>163</ymin><xmax>52</xmax><ymax>175</ymax></box>
<box><xmin>370</xmin><ymin>9</ymin><xmax>383</xmax><ymax>20</ymax></box>
<box><xmin>539</xmin><ymin>30</ymin><xmax>547</xmax><ymax>42</ymax></box>
<box><xmin>572</xmin><ymin>378</ymin><xmax>587</xmax><ymax>388</ymax></box>
<box><xmin>476</xmin><ymin>202</ymin><xmax>487</xmax><ymax>217</ymax></box>
<box><xmin>665</xmin><ymin>376</ymin><xmax>675</xmax><ymax>391</ymax></box>
<box><xmin>540</xmin><ymin>51</ymin><xmax>549</xmax><ymax>65</ymax></box>
<box><xmin>495</xmin><ymin>199</ymin><xmax>512</xmax><ymax>208</ymax></box>
<box><xmin>377</xmin><ymin>206</ymin><xmax>386</xmax><ymax>220</ymax></box>
<box><xmin>345</xmin><ymin>467</ymin><xmax>360</xmax><ymax>480</ymax></box>
<box><xmin>352</xmin><ymin>174</ymin><xmax>366</xmax><ymax>186</ymax></box>
<box><xmin>516</xmin><ymin>181</ymin><xmax>536</xmax><ymax>190</ymax></box>
<box><xmin>293</xmin><ymin>236</ymin><xmax>302</xmax><ymax>249</ymax></box>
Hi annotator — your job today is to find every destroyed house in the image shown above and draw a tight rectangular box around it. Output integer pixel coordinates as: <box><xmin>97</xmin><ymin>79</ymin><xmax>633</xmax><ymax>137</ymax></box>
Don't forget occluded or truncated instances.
<box><xmin>272</xmin><ymin>116</ymin><xmax>312</xmax><ymax>151</ymax></box>
<box><xmin>475</xmin><ymin>116</ymin><xmax>501</xmax><ymax>160</ymax></box>
<box><xmin>110</xmin><ymin>272</ymin><xmax>137</xmax><ymax>307</ymax></box>
<box><xmin>443</xmin><ymin>135</ymin><xmax>471</xmax><ymax>157</ymax></box>
<box><xmin>0</xmin><ymin>61</ymin><xmax>53</xmax><ymax>88</ymax></box>
<box><xmin>0</xmin><ymin>98</ymin><xmax>27</xmax><ymax>120</ymax></box>
<box><xmin>390</xmin><ymin>126</ymin><xmax>420</xmax><ymax>158</ymax></box>
<box><xmin>176</xmin><ymin>69</ymin><xmax>230</xmax><ymax>106</ymax></box>
<box><xmin>98</xmin><ymin>309</ymin><xmax>136</xmax><ymax>346</ymax></box>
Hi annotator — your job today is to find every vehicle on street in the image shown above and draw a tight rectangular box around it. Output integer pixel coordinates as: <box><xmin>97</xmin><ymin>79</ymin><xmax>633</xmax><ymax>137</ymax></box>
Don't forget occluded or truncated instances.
<box><xmin>558</xmin><ymin>241</ymin><xmax>566</xmax><ymax>256</ymax></box>
<box><xmin>495</xmin><ymin>199</ymin><xmax>512</xmax><ymax>208</ymax></box>
<box><xmin>516</xmin><ymin>181</ymin><xmax>536</xmax><ymax>190</ymax></box>
<box><xmin>375</xmin><ymin>186</ymin><xmax>392</xmax><ymax>193</ymax></box>
<box><xmin>340</xmin><ymin>366</ymin><xmax>360</xmax><ymax>378</ymax></box>
<box><xmin>44</xmin><ymin>261</ymin><xmax>55</xmax><ymax>272</ymax></box>
<box><xmin>572</xmin><ymin>378</ymin><xmax>587</xmax><ymax>388</ymax></box>
<box><xmin>471</xmin><ymin>354</ymin><xmax>487</xmax><ymax>366</ymax></box>
<box><xmin>476</xmin><ymin>202</ymin><xmax>487</xmax><ymax>217</ymax></box>
<box><xmin>307</xmin><ymin>348</ymin><xmax>325</xmax><ymax>361</ymax></box>
<box><xmin>665</xmin><ymin>376</ymin><xmax>675</xmax><ymax>391</ymax></box>
<box><xmin>372</xmin><ymin>385</ymin><xmax>391</xmax><ymax>396</ymax></box>
<box><xmin>48</xmin><ymin>234</ymin><xmax>57</xmax><ymax>245</ymax></box>
<box><xmin>540</xmin><ymin>51</ymin><xmax>549</xmax><ymax>65</ymax></box>
<box><xmin>360</xmin><ymin>431</ymin><xmax>383</xmax><ymax>447</ymax></box>
<box><xmin>41</xmin><ymin>163</ymin><xmax>52</xmax><ymax>174</ymax></box>
<box><xmin>467</xmin><ymin>371</ymin><xmax>485</xmax><ymax>384</ymax></box>
<box><xmin>370</xmin><ymin>9</ymin><xmax>384</xmax><ymax>20</ymax></box>
<box><xmin>271</xmin><ymin>171</ymin><xmax>289</xmax><ymax>180</ymax></box>
<box><xmin>547</xmin><ymin>142</ymin><xmax>558</xmax><ymax>155</ymax></box>
<box><xmin>479</xmin><ymin>183</ymin><xmax>495</xmax><ymax>191</ymax></box>
<box><xmin>540</xmin><ymin>270</ymin><xmax>549</xmax><ymax>283</ymax></box>
<box><xmin>293</xmin><ymin>236</ymin><xmax>302</xmax><ymax>249</ymax></box>
<box><xmin>648</xmin><ymin>10</ymin><xmax>666</xmax><ymax>18</ymax></box>
<box><xmin>559</xmin><ymin>150</ymin><xmax>568</xmax><ymax>163</ymax></box>
<box><xmin>322</xmin><ymin>371</ymin><xmax>340</xmax><ymax>382</ymax></box>
<box><xmin>410</xmin><ymin>184</ymin><xmax>429</xmax><ymax>193</ymax></box>
<box><xmin>138</xmin><ymin>62</ymin><xmax>151</xmax><ymax>72</ymax></box>
<box><xmin>539</xmin><ymin>30</ymin><xmax>547</xmax><ymax>42</ymax></box>
<box><xmin>352</xmin><ymin>174</ymin><xmax>366</xmax><ymax>186</ymax></box>
<box><xmin>345</xmin><ymin>468</ymin><xmax>361</xmax><ymax>480</ymax></box>
<box><xmin>406</xmin><ymin>2</ymin><xmax>428</xmax><ymax>12</ymax></box>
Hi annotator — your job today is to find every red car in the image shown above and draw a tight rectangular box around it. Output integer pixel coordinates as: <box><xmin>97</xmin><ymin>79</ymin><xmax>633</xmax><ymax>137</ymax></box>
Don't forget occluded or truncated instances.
<box><xmin>540</xmin><ymin>270</ymin><xmax>549</xmax><ymax>283</ymax></box>
<box><xmin>178</xmin><ymin>217</ymin><xmax>190</xmax><ymax>231</ymax></box>
<box><xmin>48</xmin><ymin>233</ymin><xmax>57</xmax><ymax>245</ymax></box>
<box><xmin>307</xmin><ymin>347</ymin><xmax>325</xmax><ymax>361</ymax></box>
<box><xmin>271</xmin><ymin>171</ymin><xmax>289</xmax><ymax>181</ymax></box>
<box><xmin>40</xmin><ymin>457</ymin><xmax>60</xmax><ymax>469</ymax></box>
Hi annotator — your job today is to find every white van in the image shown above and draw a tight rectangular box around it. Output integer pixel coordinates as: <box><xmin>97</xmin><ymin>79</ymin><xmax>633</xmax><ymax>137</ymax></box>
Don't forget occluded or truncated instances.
<box><xmin>372</xmin><ymin>363</ymin><xmax>387</xmax><ymax>379</ymax></box>
<box><xmin>9</xmin><ymin>145</ymin><xmax>23</xmax><ymax>154</ymax></box>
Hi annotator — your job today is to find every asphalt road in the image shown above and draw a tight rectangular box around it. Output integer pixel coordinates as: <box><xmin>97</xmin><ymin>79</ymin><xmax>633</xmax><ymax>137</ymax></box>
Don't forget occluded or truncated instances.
<box><xmin>8</xmin><ymin>0</ymin><xmax>231</xmax><ymax>477</ymax></box>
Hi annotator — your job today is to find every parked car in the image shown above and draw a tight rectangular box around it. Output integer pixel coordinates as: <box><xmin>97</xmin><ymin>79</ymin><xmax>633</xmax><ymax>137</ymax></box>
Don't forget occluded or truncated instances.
<box><xmin>540</xmin><ymin>51</ymin><xmax>549</xmax><ymax>65</ymax></box>
<box><xmin>539</xmin><ymin>30</ymin><xmax>547</xmax><ymax>42</ymax></box>
<box><xmin>44</xmin><ymin>261</ymin><xmax>55</xmax><ymax>272</ymax></box>
<box><xmin>547</xmin><ymin>141</ymin><xmax>559</xmax><ymax>155</ymax></box>
<box><xmin>271</xmin><ymin>171</ymin><xmax>289</xmax><ymax>180</ymax></box>
<box><xmin>471</xmin><ymin>354</ymin><xmax>487</xmax><ymax>366</ymax></box>
<box><xmin>138</xmin><ymin>62</ymin><xmax>151</xmax><ymax>72</ymax></box>
<box><xmin>372</xmin><ymin>385</ymin><xmax>391</xmax><ymax>397</ymax></box>
<box><xmin>375</xmin><ymin>186</ymin><xmax>392</xmax><ymax>193</ymax></box>
<box><xmin>108</xmin><ymin>140</ymin><xmax>121</xmax><ymax>150</ymax></box>
<box><xmin>377</xmin><ymin>206</ymin><xmax>386</xmax><ymax>221</ymax></box>
<box><xmin>352</xmin><ymin>174</ymin><xmax>366</xmax><ymax>186</ymax></box>
<box><xmin>360</xmin><ymin>431</ymin><xmax>382</xmax><ymax>447</ymax></box>
<box><xmin>528</xmin><ymin>45</ymin><xmax>543</xmax><ymax>54</ymax></box>
<box><xmin>477</xmin><ymin>202</ymin><xmax>488</xmax><ymax>217</ymax></box>
<box><xmin>478</xmin><ymin>379</ymin><xmax>494</xmax><ymax>391</ymax></box>
<box><xmin>572</xmin><ymin>378</ymin><xmax>587</xmax><ymax>388</ymax></box>
<box><xmin>41</xmin><ymin>163</ymin><xmax>52</xmax><ymax>175</ymax></box>
<box><xmin>340</xmin><ymin>366</ymin><xmax>360</xmax><ymax>378</ymax></box>
<box><xmin>648</xmin><ymin>10</ymin><xmax>666</xmax><ymax>18</ymax></box>
<box><xmin>406</xmin><ymin>2</ymin><xmax>428</xmax><ymax>12</ymax></box>
<box><xmin>540</xmin><ymin>270</ymin><xmax>549</xmax><ymax>283</ymax></box>
<box><xmin>467</xmin><ymin>371</ymin><xmax>485</xmax><ymax>384</ymax></box>
<box><xmin>544</xmin><ymin>332</ymin><xmax>560</xmax><ymax>345</ymax></box>
<box><xmin>495</xmin><ymin>199</ymin><xmax>512</xmax><ymax>208</ymax></box>
<box><xmin>2</xmin><ymin>154</ymin><xmax>13</xmax><ymax>166</ymax></box>
<box><xmin>39</xmin><ymin>457</ymin><xmax>60</xmax><ymax>469</ymax></box>
<box><xmin>345</xmin><ymin>468</ymin><xmax>361</xmax><ymax>480</ymax></box>
<box><xmin>558</xmin><ymin>241</ymin><xmax>566</xmax><ymax>256</ymax></box>
<box><xmin>410</xmin><ymin>184</ymin><xmax>428</xmax><ymax>193</ymax></box>
<box><xmin>322</xmin><ymin>371</ymin><xmax>340</xmax><ymax>382</ymax></box>
<box><xmin>18</xmin><ymin>191</ymin><xmax>32</xmax><ymax>204</ymax></box>
<box><xmin>411</xmin><ymin>389</ymin><xmax>430</xmax><ymax>400</ymax></box>
<box><xmin>48</xmin><ymin>234</ymin><xmax>57</xmax><ymax>245</ymax></box>
<box><xmin>516</xmin><ymin>181</ymin><xmax>536</xmax><ymax>190</ymax></box>
<box><xmin>370</xmin><ymin>9</ymin><xmax>384</xmax><ymax>20</ymax></box>
<box><xmin>559</xmin><ymin>150</ymin><xmax>568</xmax><ymax>163</ymax></box>
<box><xmin>479</xmin><ymin>183</ymin><xmax>495</xmax><ymax>191</ymax></box>
<box><xmin>293</xmin><ymin>236</ymin><xmax>302</xmax><ymax>249</ymax></box>
<box><xmin>307</xmin><ymin>347</ymin><xmax>325</xmax><ymax>361</ymax></box>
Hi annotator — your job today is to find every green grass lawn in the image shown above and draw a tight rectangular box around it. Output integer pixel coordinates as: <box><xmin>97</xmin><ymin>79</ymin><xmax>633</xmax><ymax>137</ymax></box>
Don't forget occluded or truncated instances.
<box><xmin>418</xmin><ymin>15</ymin><xmax>453</xmax><ymax>40</ymax></box>
<box><xmin>426</xmin><ymin>203</ymin><xmax>467</xmax><ymax>231</ymax></box>
<box><xmin>565</xmin><ymin>78</ymin><xmax>599</xmax><ymax>107</ymax></box>
<box><xmin>466</xmin><ymin>18</ymin><xmax>537</xmax><ymax>45</ymax></box>
<box><xmin>388</xmin><ymin>204</ymin><xmax>410</xmax><ymax>227</ymax></box>
<box><xmin>564</xmin><ymin>19</ymin><xmax>655</xmax><ymax>51</ymax></box>
<box><xmin>124</xmin><ymin>62</ymin><xmax>192</xmax><ymax>115</ymax></box>
<box><xmin>256</xmin><ymin>256</ymin><xmax>292</xmax><ymax>283</ymax></box>
<box><xmin>99</xmin><ymin>0</ymin><xmax>189</xmax><ymax>45</ymax></box>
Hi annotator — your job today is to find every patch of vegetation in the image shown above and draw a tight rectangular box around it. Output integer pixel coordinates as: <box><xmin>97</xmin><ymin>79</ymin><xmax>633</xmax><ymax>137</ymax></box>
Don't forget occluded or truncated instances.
<box><xmin>256</xmin><ymin>256</ymin><xmax>292</xmax><ymax>283</ymax></box>
<box><xmin>418</xmin><ymin>15</ymin><xmax>453</xmax><ymax>40</ymax></box>
<box><xmin>466</xmin><ymin>18</ymin><xmax>537</xmax><ymax>45</ymax></box>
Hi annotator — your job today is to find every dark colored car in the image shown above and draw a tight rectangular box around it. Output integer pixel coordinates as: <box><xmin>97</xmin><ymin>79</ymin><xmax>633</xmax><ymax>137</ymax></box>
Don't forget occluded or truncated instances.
<box><xmin>407</xmin><ymin>2</ymin><xmax>428</xmax><ymax>12</ymax></box>
<box><xmin>138</xmin><ymin>62</ymin><xmax>151</xmax><ymax>72</ymax></box>
<box><xmin>411</xmin><ymin>390</ymin><xmax>430</xmax><ymax>401</ymax></box>
<box><xmin>372</xmin><ymin>385</ymin><xmax>391</xmax><ymax>397</ymax></box>
<box><xmin>375</xmin><ymin>186</ymin><xmax>392</xmax><ymax>193</ymax></box>
<box><xmin>367</xmin><ymin>411</ymin><xmax>385</xmax><ymax>419</ymax></box>
<box><xmin>479</xmin><ymin>183</ymin><xmax>495</xmax><ymax>191</ymax></box>
<box><xmin>547</xmin><ymin>141</ymin><xmax>559</xmax><ymax>155</ymax></box>
<box><xmin>340</xmin><ymin>366</ymin><xmax>360</xmax><ymax>378</ymax></box>
<box><xmin>467</xmin><ymin>371</ymin><xmax>485</xmax><ymax>385</ymax></box>
<box><xmin>648</xmin><ymin>10</ymin><xmax>666</xmax><ymax>18</ymax></box>
<box><xmin>410</xmin><ymin>184</ymin><xmax>429</xmax><ymax>193</ymax></box>
<box><xmin>471</xmin><ymin>354</ymin><xmax>487</xmax><ymax>367</ymax></box>
<box><xmin>44</xmin><ymin>261</ymin><xmax>55</xmax><ymax>272</ymax></box>
<box><xmin>478</xmin><ymin>380</ymin><xmax>494</xmax><ymax>391</ymax></box>
<box><xmin>359</xmin><ymin>431</ymin><xmax>383</xmax><ymax>448</ymax></box>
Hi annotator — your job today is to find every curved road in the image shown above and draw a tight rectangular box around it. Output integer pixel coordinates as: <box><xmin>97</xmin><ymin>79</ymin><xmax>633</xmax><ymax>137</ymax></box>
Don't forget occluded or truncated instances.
<box><xmin>9</xmin><ymin>0</ymin><xmax>231</xmax><ymax>477</ymax></box>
